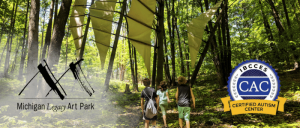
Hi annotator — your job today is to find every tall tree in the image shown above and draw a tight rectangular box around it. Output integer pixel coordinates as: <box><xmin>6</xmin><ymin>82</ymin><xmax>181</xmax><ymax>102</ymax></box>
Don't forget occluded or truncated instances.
<box><xmin>156</xmin><ymin>0</ymin><xmax>165</xmax><ymax>87</ymax></box>
<box><xmin>47</xmin><ymin>0</ymin><xmax>72</xmax><ymax>71</ymax></box>
<box><xmin>26</xmin><ymin>0</ymin><xmax>40</xmax><ymax>97</ymax></box>
<box><xmin>133</xmin><ymin>47</ymin><xmax>138</xmax><ymax>89</ymax></box>
<box><xmin>163</xmin><ymin>27</ymin><xmax>171</xmax><ymax>84</ymax></box>
<box><xmin>151</xmin><ymin>36</ymin><xmax>157</xmax><ymax>88</ymax></box>
<box><xmin>185</xmin><ymin>0</ymin><xmax>190</xmax><ymax>81</ymax></box>
<box><xmin>128</xmin><ymin>40</ymin><xmax>136</xmax><ymax>89</ymax></box>
<box><xmin>190</xmin><ymin>2</ymin><xmax>225</xmax><ymax>86</ymax></box>
<box><xmin>225</xmin><ymin>0</ymin><xmax>231</xmax><ymax>77</ymax></box>
<box><xmin>53</xmin><ymin>0</ymin><xmax>59</xmax><ymax>24</ymax></box>
<box><xmin>4</xmin><ymin>0</ymin><xmax>18</xmax><ymax>76</ymax></box>
<box><xmin>282</xmin><ymin>0</ymin><xmax>292</xmax><ymax>38</ymax></box>
<box><xmin>39</xmin><ymin>3</ymin><xmax>47</xmax><ymax>63</ymax></box>
<box><xmin>125</xmin><ymin>8</ymin><xmax>138</xmax><ymax>90</ymax></box>
<box><xmin>166</xmin><ymin>0</ymin><xmax>176</xmax><ymax>86</ymax></box>
<box><xmin>175</xmin><ymin>17</ymin><xmax>185</xmax><ymax>74</ymax></box>
<box><xmin>10</xmin><ymin>38</ymin><xmax>21</xmax><ymax>73</ymax></box>
<box><xmin>171</xmin><ymin>0</ymin><xmax>176</xmax><ymax>86</ymax></box>
<box><xmin>204</xmin><ymin>0</ymin><xmax>226</xmax><ymax>87</ymax></box>
<box><xmin>18</xmin><ymin>0</ymin><xmax>30</xmax><ymax>80</ymax></box>
<box><xmin>220</xmin><ymin>1</ymin><xmax>228</xmax><ymax>78</ymax></box>
<box><xmin>104</xmin><ymin>0</ymin><xmax>127</xmax><ymax>92</ymax></box>
<box><xmin>282</xmin><ymin>0</ymin><xmax>299</xmax><ymax>70</ymax></box>
<box><xmin>259</xmin><ymin>0</ymin><xmax>274</xmax><ymax>41</ymax></box>
<box><xmin>41</xmin><ymin>0</ymin><xmax>55</xmax><ymax>63</ymax></box>
<box><xmin>267</xmin><ymin>0</ymin><xmax>285</xmax><ymax>35</ymax></box>
<box><xmin>65</xmin><ymin>28</ymin><xmax>69</xmax><ymax>69</ymax></box>
<box><xmin>0</xmin><ymin>9</ymin><xmax>6</xmax><ymax>46</ymax></box>
<box><xmin>0</xmin><ymin>43</ymin><xmax>7</xmax><ymax>66</ymax></box>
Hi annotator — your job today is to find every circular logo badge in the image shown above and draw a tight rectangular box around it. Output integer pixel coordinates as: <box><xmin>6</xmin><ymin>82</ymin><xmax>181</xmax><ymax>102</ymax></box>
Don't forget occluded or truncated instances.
<box><xmin>227</xmin><ymin>60</ymin><xmax>280</xmax><ymax>101</ymax></box>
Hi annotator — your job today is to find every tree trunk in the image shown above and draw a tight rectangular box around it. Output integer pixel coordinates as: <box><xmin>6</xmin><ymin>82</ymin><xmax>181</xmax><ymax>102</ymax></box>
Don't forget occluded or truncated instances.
<box><xmin>133</xmin><ymin>47</ymin><xmax>138</xmax><ymax>91</ymax></box>
<box><xmin>125</xmin><ymin>12</ymin><xmax>138</xmax><ymax>90</ymax></box>
<box><xmin>166</xmin><ymin>0</ymin><xmax>175</xmax><ymax>86</ymax></box>
<box><xmin>156</xmin><ymin>0</ymin><xmax>165</xmax><ymax>88</ymax></box>
<box><xmin>267</xmin><ymin>0</ymin><xmax>285</xmax><ymax>35</ymax></box>
<box><xmin>26</xmin><ymin>0</ymin><xmax>40</xmax><ymax>97</ymax></box>
<box><xmin>0</xmin><ymin>9</ymin><xmax>6</xmax><ymax>46</ymax></box>
<box><xmin>18</xmin><ymin>0</ymin><xmax>30</xmax><ymax>80</ymax></box>
<box><xmin>282</xmin><ymin>0</ymin><xmax>298</xmax><ymax>70</ymax></box>
<box><xmin>0</xmin><ymin>43</ymin><xmax>7</xmax><ymax>66</ymax></box>
<box><xmin>47</xmin><ymin>0</ymin><xmax>72</xmax><ymax>71</ymax></box>
<box><xmin>53</xmin><ymin>0</ymin><xmax>59</xmax><ymax>24</ymax></box>
<box><xmin>259</xmin><ymin>0</ymin><xmax>274</xmax><ymax>41</ymax></box>
<box><xmin>151</xmin><ymin>37</ymin><xmax>157</xmax><ymax>88</ymax></box>
<box><xmin>4</xmin><ymin>36</ymin><xmax>11</xmax><ymax>76</ymax></box>
<box><xmin>39</xmin><ymin>11</ymin><xmax>46</xmax><ymax>63</ymax></box>
<box><xmin>204</xmin><ymin>0</ymin><xmax>226</xmax><ymax>87</ymax></box>
<box><xmin>266</xmin><ymin>0</ymin><xmax>292</xmax><ymax>67</ymax></box>
<box><xmin>11</xmin><ymin>38</ymin><xmax>21</xmax><ymax>73</ymax></box>
<box><xmin>116</xmin><ymin>61</ymin><xmax>119</xmax><ymax>79</ymax></box>
<box><xmin>109</xmin><ymin>70</ymin><xmax>112</xmax><ymax>79</ymax></box>
<box><xmin>217</xmin><ymin>9</ymin><xmax>225</xmax><ymax>80</ymax></box>
<box><xmin>259</xmin><ymin>0</ymin><xmax>282</xmax><ymax>66</ymax></box>
<box><xmin>185</xmin><ymin>0</ymin><xmax>190</xmax><ymax>82</ymax></box>
<box><xmin>4</xmin><ymin>0</ymin><xmax>18</xmax><ymax>76</ymax></box>
<box><xmin>121</xmin><ymin>65</ymin><xmax>125</xmax><ymax>81</ymax></box>
<box><xmin>171</xmin><ymin>0</ymin><xmax>176</xmax><ymax>86</ymax></box>
<box><xmin>190</xmin><ymin>3</ymin><xmax>224</xmax><ymax>86</ymax></box>
<box><xmin>163</xmin><ymin>28</ymin><xmax>171</xmax><ymax>84</ymax></box>
<box><xmin>225</xmin><ymin>0</ymin><xmax>231</xmax><ymax>78</ymax></box>
<box><xmin>183</xmin><ymin>35</ymin><xmax>190</xmax><ymax>81</ymax></box>
<box><xmin>221</xmin><ymin>2</ymin><xmax>227</xmax><ymax>77</ymax></box>
<box><xmin>104</xmin><ymin>0</ymin><xmax>127</xmax><ymax>92</ymax></box>
<box><xmin>282</xmin><ymin>0</ymin><xmax>292</xmax><ymax>38</ymax></box>
<box><xmin>292</xmin><ymin>3</ymin><xmax>300</xmax><ymax>27</ymax></box>
<box><xmin>128</xmin><ymin>41</ymin><xmax>136</xmax><ymax>90</ymax></box>
<box><xmin>65</xmin><ymin>28</ymin><xmax>69</xmax><ymax>70</ymax></box>
<box><xmin>4</xmin><ymin>1</ymin><xmax>15</xmax><ymax>76</ymax></box>
<box><xmin>124</xmin><ymin>84</ymin><xmax>131</xmax><ymax>93</ymax></box>
<box><xmin>41</xmin><ymin>0</ymin><xmax>55</xmax><ymax>63</ymax></box>
<box><xmin>175</xmin><ymin>17</ymin><xmax>185</xmax><ymax>74</ymax></box>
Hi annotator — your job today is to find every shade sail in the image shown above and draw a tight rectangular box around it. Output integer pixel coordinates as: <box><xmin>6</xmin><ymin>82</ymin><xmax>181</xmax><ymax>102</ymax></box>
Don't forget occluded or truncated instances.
<box><xmin>90</xmin><ymin>0</ymin><xmax>117</xmax><ymax>69</ymax></box>
<box><xmin>127</xmin><ymin>0</ymin><xmax>156</xmax><ymax>77</ymax></box>
<box><xmin>70</xmin><ymin>0</ymin><xmax>87</xmax><ymax>57</ymax></box>
<box><xmin>187</xmin><ymin>1</ymin><xmax>222</xmax><ymax>68</ymax></box>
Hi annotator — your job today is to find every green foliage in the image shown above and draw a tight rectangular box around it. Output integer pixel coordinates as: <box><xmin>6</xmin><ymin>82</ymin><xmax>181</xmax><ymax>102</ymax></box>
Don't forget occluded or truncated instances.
<box><xmin>0</xmin><ymin>0</ymin><xmax>300</xmax><ymax>127</ymax></box>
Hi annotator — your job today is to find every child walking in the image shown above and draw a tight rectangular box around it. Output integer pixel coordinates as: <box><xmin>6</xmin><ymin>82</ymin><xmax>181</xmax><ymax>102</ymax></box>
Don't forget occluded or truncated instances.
<box><xmin>175</xmin><ymin>76</ymin><xmax>195</xmax><ymax>128</ymax></box>
<box><xmin>156</xmin><ymin>81</ymin><xmax>171</xmax><ymax>128</ymax></box>
<box><xmin>141</xmin><ymin>78</ymin><xmax>159</xmax><ymax>128</ymax></box>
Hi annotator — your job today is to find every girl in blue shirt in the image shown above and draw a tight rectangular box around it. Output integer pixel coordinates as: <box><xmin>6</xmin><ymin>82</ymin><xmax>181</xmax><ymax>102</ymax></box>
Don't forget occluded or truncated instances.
<box><xmin>157</xmin><ymin>81</ymin><xmax>171</xmax><ymax>128</ymax></box>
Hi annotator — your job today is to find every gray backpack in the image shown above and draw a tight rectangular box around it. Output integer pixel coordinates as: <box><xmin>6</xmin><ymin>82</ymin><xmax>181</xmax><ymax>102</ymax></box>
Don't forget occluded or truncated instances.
<box><xmin>143</xmin><ymin>89</ymin><xmax>157</xmax><ymax>118</ymax></box>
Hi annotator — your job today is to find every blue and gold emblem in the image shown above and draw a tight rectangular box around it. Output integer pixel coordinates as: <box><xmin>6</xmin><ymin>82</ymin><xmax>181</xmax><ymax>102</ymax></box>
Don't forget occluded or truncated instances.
<box><xmin>222</xmin><ymin>60</ymin><xmax>286</xmax><ymax>115</ymax></box>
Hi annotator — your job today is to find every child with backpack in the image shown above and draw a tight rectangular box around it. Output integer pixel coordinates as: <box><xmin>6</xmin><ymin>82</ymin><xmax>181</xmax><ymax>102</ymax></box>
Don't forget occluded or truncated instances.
<box><xmin>175</xmin><ymin>76</ymin><xmax>195</xmax><ymax>128</ymax></box>
<box><xmin>141</xmin><ymin>78</ymin><xmax>159</xmax><ymax>128</ymax></box>
<box><xmin>156</xmin><ymin>81</ymin><xmax>171</xmax><ymax>128</ymax></box>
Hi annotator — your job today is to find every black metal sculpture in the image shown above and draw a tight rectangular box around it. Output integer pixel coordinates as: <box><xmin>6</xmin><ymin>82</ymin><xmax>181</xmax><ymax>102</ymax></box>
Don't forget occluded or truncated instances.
<box><xmin>19</xmin><ymin>59</ymin><xmax>94</xmax><ymax>100</ymax></box>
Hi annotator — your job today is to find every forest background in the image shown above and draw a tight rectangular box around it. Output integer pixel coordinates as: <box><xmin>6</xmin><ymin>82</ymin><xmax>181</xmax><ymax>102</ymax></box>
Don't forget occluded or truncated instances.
<box><xmin>0</xmin><ymin>0</ymin><xmax>300</xmax><ymax>127</ymax></box>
